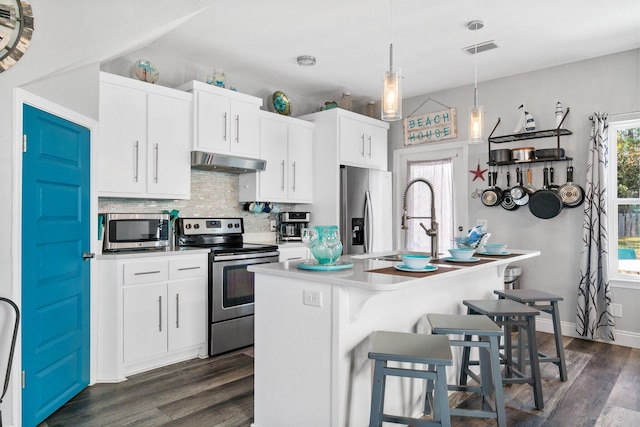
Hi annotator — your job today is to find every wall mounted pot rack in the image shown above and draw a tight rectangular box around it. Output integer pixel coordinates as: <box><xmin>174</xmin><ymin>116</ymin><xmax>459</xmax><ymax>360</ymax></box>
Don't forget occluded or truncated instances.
<box><xmin>487</xmin><ymin>108</ymin><xmax>573</xmax><ymax>166</ymax></box>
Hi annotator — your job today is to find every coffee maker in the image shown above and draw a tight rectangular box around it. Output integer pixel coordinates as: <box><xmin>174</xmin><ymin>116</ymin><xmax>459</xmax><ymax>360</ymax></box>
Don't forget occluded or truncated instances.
<box><xmin>276</xmin><ymin>212</ymin><xmax>310</xmax><ymax>242</ymax></box>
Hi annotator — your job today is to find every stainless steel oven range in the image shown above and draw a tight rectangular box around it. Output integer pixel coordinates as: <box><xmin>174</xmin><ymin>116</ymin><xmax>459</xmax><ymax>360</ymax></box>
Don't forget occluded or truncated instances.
<box><xmin>175</xmin><ymin>217</ymin><xmax>279</xmax><ymax>355</ymax></box>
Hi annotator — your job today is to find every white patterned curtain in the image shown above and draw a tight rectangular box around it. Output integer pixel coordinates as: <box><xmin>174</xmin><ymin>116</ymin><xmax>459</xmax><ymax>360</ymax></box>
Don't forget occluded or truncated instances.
<box><xmin>576</xmin><ymin>113</ymin><xmax>615</xmax><ymax>341</ymax></box>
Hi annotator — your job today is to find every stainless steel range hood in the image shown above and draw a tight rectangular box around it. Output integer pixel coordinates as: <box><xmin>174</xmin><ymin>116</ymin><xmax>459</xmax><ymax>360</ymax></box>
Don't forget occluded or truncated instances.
<box><xmin>191</xmin><ymin>151</ymin><xmax>266</xmax><ymax>173</ymax></box>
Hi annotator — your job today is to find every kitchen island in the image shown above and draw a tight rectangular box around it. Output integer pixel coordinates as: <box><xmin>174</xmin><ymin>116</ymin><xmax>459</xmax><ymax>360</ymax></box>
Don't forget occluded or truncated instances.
<box><xmin>249</xmin><ymin>250</ymin><xmax>539</xmax><ymax>427</ymax></box>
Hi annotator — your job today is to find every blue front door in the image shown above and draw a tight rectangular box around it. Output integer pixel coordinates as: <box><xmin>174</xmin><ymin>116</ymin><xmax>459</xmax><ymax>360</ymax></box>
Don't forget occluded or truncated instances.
<box><xmin>21</xmin><ymin>104</ymin><xmax>91</xmax><ymax>426</ymax></box>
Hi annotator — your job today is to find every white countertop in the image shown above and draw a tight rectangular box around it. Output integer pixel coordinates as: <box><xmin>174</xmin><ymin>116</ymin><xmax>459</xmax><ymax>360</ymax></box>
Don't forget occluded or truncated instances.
<box><xmin>96</xmin><ymin>246</ymin><xmax>211</xmax><ymax>260</ymax></box>
<box><xmin>249</xmin><ymin>249</ymin><xmax>540</xmax><ymax>292</ymax></box>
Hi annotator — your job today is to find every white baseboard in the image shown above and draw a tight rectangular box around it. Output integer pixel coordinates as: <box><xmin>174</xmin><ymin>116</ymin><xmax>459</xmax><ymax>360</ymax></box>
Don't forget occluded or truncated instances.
<box><xmin>536</xmin><ymin>318</ymin><xmax>640</xmax><ymax>349</ymax></box>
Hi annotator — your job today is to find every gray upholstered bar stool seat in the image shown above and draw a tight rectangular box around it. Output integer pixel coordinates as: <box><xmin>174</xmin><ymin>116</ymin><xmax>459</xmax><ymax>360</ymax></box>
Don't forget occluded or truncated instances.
<box><xmin>462</xmin><ymin>299</ymin><xmax>544</xmax><ymax>410</ymax></box>
<box><xmin>427</xmin><ymin>313</ymin><xmax>507</xmax><ymax>427</ymax></box>
<box><xmin>494</xmin><ymin>289</ymin><xmax>567</xmax><ymax>381</ymax></box>
<box><xmin>368</xmin><ymin>331</ymin><xmax>453</xmax><ymax>427</ymax></box>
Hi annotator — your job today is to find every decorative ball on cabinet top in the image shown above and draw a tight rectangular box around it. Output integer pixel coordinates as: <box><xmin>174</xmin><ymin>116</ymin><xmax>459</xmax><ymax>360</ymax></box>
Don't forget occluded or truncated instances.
<box><xmin>133</xmin><ymin>59</ymin><xmax>159</xmax><ymax>83</ymax></box>
<box><xmin>271</xmin><ymin>91</ymin><xmax>291</xmax><ymax>115</ymax></box>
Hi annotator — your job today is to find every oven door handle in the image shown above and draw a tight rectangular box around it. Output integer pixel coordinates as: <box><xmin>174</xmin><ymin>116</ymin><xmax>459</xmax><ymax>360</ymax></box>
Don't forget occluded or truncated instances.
<box><xmin>213</xmin><ymin>251</ymin><xmax>280</xmax><ymax>262</ymax></box>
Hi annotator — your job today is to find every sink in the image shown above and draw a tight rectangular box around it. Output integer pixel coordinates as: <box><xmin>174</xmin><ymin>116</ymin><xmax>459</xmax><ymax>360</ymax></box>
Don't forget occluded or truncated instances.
<box><xmin>372</xmin><ymin>254</ymin><xmax>403</xmax><ymax>262</ymax></box>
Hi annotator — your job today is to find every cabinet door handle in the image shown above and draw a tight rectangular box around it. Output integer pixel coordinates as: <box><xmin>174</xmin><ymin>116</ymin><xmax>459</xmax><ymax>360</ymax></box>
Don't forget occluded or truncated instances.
<box><xmin>235</xmin><ymin>115</ymin><xmax>240</xmax><ymax>143</ymax></box>
<box><xmin>154</xmin><ymin>143</ymin><xmax>159</xmax><ymax>183</ymax></box>
<box><xmin>281</xmin><ymin>160</ymin><xmax>285</xmax><ymax>190</ymax></box>
<box><xmin>368</xmin><ymin>135</ymin><xmax>372</xmax><ymax>157</ymax></box>
<box><xmin>134</xmin><ymin>270</ymin><xmax>161</xmax><ymax>275</ymax></box>
<box><xmin>175</xmin><ymin>293</ymin><xmax>180</xmax><ymax>329</ymax></box>
<box><xmin>222</xmin><ymin>112</ymin><xmax>228</xmax><ymax>141</ymax></box>
<box><xmin>133</xmin><ymin>141</ymin><xmax>139</xmax><ymax>182</ymax></box>
<box><xmin>360</xmin><ymin>134</ymin><xmax>365</xmax><ymax>157</ymax></box>
<box><xmin>291</xmin><ymin>161</ymin><xmax>296</xmax><ymax>192</ymax></box>
<box><xmin>177</xmin><ymin>266</ymin><xmax>201</xmax><ymax>271</ymax></box>
<box><xmin>158</xmin><ymin>296</ymin><xmax>162</xmax><ymax>332</ymax></box>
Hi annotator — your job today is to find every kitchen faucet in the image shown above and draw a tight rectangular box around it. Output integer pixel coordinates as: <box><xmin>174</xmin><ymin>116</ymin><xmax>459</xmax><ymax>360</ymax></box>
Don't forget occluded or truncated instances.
<box><xmin>401</xmin><ymin>178</ymin><xmax>439</xmax><ymax>258</ymax></box>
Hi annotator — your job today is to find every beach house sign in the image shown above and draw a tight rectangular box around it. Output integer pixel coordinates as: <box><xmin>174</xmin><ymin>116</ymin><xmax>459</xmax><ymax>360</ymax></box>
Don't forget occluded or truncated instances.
<box><xmin>403</xmin><ymin>108</ymin><xmax>457</xmax><ymax>145</ymax></box>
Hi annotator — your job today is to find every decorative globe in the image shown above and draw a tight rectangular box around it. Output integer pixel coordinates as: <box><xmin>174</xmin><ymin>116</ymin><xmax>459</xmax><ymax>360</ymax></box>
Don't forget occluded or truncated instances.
<box><xmin>133</xmin><ymin>59</ymin><xmax>159</xmax><ymax>84</ymax></box>
<box><xmin>311</xmin><ymin>225</ymin><xmax>342</xmax><ymax>265</ymax></box>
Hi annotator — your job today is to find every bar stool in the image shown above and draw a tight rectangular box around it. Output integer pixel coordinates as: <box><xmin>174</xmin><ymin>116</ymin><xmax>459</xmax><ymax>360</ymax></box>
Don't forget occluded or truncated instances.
<box><xmin>427</xmin><ymin>313</ymin><xmax>507</xmax><ymax>427</ymax></box>
<box><xmin>368</xmin><ymin>331</ymin><xmax>453</xmax><ymax>427</ymax></box>
<box><xmin>494</xmin><ymin>289</ymin><xmax>567</xmax><ymax>381</ymax></box>
<box><xmin>462</xmin><ymin>299</ymin><xmax>544</xmax><ymax>410</ymax></box>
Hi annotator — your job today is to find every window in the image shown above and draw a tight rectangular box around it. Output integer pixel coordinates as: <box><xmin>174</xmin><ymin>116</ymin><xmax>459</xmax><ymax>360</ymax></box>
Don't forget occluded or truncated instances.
<box><xmin>608</xmin><ymin>119</ymin><xmax>640</xmax><ymax>281</ymax></box>
<box><xmin>393</xmin><ymin>142</ymin><xmax>468</xmax><ymax>254</ymax></box>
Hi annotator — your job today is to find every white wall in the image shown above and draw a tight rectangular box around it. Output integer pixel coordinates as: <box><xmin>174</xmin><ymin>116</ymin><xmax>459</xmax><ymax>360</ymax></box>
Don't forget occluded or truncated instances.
<box><xmin>389</xmin><ymin>49</ymin><xmax>640</xmax><ymax>344</ymax></box>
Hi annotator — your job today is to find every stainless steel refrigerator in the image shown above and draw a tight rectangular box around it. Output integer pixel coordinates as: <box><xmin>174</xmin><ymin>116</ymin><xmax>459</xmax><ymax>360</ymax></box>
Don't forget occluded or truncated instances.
<box><xmin>340</xmin><ymin>165</ymin><xmax>393</xmax><ymax>255</ymax></box>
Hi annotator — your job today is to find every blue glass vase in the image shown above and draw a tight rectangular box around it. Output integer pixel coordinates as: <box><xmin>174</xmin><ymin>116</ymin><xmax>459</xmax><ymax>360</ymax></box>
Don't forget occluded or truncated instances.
<box><xmin>311</xmin><ymin>225</ymin><xmax>342</xmax><ymax>265</ymax></box>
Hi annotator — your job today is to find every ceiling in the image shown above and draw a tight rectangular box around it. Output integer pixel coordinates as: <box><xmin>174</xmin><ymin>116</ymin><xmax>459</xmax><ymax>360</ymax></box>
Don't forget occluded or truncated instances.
<box><xmin>148</xmin><ymin>0</ymin><xmax>640</xmax><ymax>105</ymax></box>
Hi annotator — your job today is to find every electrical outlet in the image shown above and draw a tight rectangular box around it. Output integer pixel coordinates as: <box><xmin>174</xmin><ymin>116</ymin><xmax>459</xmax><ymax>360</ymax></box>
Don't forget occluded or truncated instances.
<box><xmin>270</xmin><ymin>220</ymin><xmax>276</xmax><ymax>232</ymax></box>
<box><xmin>476</xmin><ymin>219</ymin><xmax>488</xmax><ymax>229</ymax></box>
<box><xmin>611</xmin><ymin>303</ymin><xmax>623</xmax><ymax>318</ymax></box>
<box><xmin>303</xmin><ymin>290</ymin><xmax>322</xmax><ymax>307</ymax></box>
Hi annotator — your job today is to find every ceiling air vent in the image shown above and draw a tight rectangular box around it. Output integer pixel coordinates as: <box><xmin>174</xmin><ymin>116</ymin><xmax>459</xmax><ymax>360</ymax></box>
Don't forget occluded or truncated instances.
<box><xmin>463</xmin><ymin>40</ymin><xmax>499</xmax><ymax>55</ymax></box>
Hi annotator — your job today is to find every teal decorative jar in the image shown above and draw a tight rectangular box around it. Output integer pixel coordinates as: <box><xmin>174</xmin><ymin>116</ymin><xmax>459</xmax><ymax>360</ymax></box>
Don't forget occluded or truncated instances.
<box><xmin>311</xmin><ymin>225</ymin><xmax>342</xmax><ymax>265</ymax></box>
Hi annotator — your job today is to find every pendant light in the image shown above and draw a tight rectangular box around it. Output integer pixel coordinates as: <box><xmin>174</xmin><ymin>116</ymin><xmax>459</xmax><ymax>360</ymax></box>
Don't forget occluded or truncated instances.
<box><xmin>468</xmin><ymin>20</ymin><xmax>485</xmax><ymax>144</ymax></box>
<box><xmin>382</xmin><ymin>0</ymin><xmax>401</xmax><ymax>121</ymax></box>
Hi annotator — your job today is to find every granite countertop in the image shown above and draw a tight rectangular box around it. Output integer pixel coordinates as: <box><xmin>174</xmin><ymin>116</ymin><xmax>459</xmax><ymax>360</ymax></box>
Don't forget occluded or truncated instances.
<box><xmin>249</xmin><ymin>249</ymin><xmax>540</xmax><ymax>292</ymax></box>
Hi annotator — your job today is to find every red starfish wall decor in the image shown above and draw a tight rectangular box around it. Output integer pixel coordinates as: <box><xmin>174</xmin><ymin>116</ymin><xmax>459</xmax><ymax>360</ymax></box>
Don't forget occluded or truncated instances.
<box><xmin>470</xmin><ymin>164</ymin><xmax>488</xmax><ymax>181</ymax></box>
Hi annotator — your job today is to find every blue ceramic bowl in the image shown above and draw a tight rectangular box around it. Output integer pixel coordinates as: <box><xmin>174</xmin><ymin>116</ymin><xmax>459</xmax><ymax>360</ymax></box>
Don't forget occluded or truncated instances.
<box><xmin>401</xmin><ymin>254</ymin><xmax>431</xmax><ymax>269</ymax></box>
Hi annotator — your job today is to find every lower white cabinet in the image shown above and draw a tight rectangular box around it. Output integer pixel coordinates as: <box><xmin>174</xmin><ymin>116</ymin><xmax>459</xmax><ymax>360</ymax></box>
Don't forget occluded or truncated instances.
<box><xmin>278</xmin><ymin>245</ymin><xmax>310</xmax><ymax>262</ymax></box>
<box><xmin>97</xmin><ymin>253</ymin><xmax>208</xmax><ymax>380</ymax></box>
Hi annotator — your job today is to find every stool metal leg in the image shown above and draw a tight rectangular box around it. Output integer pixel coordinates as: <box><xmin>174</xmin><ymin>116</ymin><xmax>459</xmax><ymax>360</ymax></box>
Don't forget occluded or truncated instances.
<box><xmin>525</xmin><ymin>316</ymin><xmax>544</xmax><ymax>410</ymax></box>
<box><xmin>369</xmin><ymin>359</ymin><xmax>386</xmax><ymax>427</ymax></box>
<box><xmin>550</xmin><ymin>301</ymin><xmax>568</xmax><ymax>381</ymax></box>
<box><xmin>488</xmin><ymin>335</ymin><xmax>507</xmax><ymax>427</ymax></box>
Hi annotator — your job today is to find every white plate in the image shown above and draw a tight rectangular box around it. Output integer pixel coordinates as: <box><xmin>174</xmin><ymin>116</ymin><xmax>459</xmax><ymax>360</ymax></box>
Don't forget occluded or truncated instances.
<box><xmin>477</xmin><ymin>251</ymin><xmax>511</xmax><ymax>256</ymax></box>
<box><xmin>444</xmin><ymin>257</ymin><xmax>480</xmax><ymax>263</ymax></box>
<box><xmin>394</xmin><ymin>264</ymin><xmax>438</xmax><ymax>272</ymax></box>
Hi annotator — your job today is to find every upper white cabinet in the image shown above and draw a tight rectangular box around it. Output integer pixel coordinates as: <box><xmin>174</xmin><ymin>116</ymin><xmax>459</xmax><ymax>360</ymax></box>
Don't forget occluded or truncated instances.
<box><xmin>339</xmin><ymin>115</ymin><xmax>389</xmax><ymax>170</ymax></box>
<box><xmin>98</xmin><ymin>72</ymin><xmax>192</xmax><ymax>199</ymax></box>
<box><xmin>239</xmin><ymin>112</ymin><xmax>314</xmax><ymax>203</ymax></box>
<box><xmin>300</xmin><ymin>108</ymin><xmax>389</xmax><ymax>171</ymax></box>
<box><xmin>178</xmin><ymin>81</ymin><xmax>262</xmax><ymax>158</ymax></box>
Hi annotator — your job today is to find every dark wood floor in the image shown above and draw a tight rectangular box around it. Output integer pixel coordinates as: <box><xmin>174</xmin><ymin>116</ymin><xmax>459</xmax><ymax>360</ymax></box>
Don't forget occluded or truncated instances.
<box><xmin>40</xmin><ymin>333</ymin><xmax>640</xmax><ymax>427</ymax></box>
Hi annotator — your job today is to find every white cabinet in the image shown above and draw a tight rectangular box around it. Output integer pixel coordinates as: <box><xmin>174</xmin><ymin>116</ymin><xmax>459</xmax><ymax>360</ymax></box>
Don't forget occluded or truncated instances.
<box><xmin>178</xmin><ymin>80</ymin><xmax>262</xmax><ymax>158</ymax></box>
<box><xmin>339</xmin><ymin>115</ymin><xmax>389</xmax><ymax>170</ymax></box>
<box><xmin>98</xmin><ymin>72</ymin><xmax>192</xmax><ymax>199</ymax></box>
<box><xmin>298</xmin><ymin>108</ymin><xmax>390</xmax><ymax>226</ymax></box>
<box><xmin>97</xmin><ymin>252</ymin><xmax>208</xmax><ymax>380</ymax></box>
<box><xmin>238</xmin><ymin>113</ymin><xmax>314</xmax><ymax>203</ymax></box>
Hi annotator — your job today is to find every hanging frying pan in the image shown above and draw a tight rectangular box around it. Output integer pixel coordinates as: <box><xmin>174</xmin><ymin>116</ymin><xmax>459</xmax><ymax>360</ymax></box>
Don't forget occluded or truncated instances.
<box><xmin>481</xmin><ymin>170</ymin><xmax>503</xmax><ymax>207</ymax></box>
<box><xmin>548</xmin><ymin>165</ymin><xmax>560</xmax><ymax>191</ymax></box>
<box><xmin>558</xmin><ymin>165</ymin><xmax>585</xmax><ymax>208</ymax></box>
<box><xmin>529</xmin><ymin>167</ymin><xmax>564</xmax><ymax>219</ymax></box>
<box><xmin>501</xmin><ymin>168</ymin><xmax>519</xmax><ymax>211</ymax></box>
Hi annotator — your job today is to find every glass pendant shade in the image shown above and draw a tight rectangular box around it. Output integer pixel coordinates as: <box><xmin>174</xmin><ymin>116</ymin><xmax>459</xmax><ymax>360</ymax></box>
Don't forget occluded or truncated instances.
<box><xmin>469</xmin><ymin>104</ymin><xmax>484</xmax><ymax>144</ymax></box>
<box><xmin>382</xmin><ymin>69</ymin><xmax>402</xmax><ymax>121</ymax></box>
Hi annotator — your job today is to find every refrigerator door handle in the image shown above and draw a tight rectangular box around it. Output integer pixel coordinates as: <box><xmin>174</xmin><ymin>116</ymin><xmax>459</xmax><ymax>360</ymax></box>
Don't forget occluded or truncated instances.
<box><xmin>364</xmin><ymin>190</ymin><xmax>374</xmax><ymax>253</ymax></box>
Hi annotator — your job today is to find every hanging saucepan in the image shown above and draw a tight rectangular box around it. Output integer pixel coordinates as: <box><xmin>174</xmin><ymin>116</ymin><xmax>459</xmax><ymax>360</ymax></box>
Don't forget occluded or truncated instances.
<box><xmin>529</xmin><ymin>167</ymin><xmax>564</xmax><ymax>219</ymax></box>
<box><xmin>481</xmin><ymin>169</ymin><xmax>503</xmax><ymax>207</ymax></box>
<box><xmin>510</xmin><ymin>167</ymin><xmax>528</xmax><ymax>206</ymax></box>
<box><xmin>558</xmin><ymin>165</ymin><xmax>585</xmax><ymax>208</ymax></box>
<box><xmin>501</xmin><ymin>168</ymin><xmax>519</xmax><ymax>211</ymax></box>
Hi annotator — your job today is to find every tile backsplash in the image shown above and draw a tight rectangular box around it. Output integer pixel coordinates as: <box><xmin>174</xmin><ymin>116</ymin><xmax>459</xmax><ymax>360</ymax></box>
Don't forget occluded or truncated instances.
<box><xmin>98</xmin><ymin>170</ymin><xmax>294</xmax><ymax>232</ymax></box>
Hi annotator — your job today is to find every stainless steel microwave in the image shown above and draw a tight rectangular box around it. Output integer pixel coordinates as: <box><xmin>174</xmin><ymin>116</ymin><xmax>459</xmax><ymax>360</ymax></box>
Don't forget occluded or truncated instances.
<box><xmin>101</xmin><ymin>213</ymin><xmax>171</xmax><ymax>252</ymax></box>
